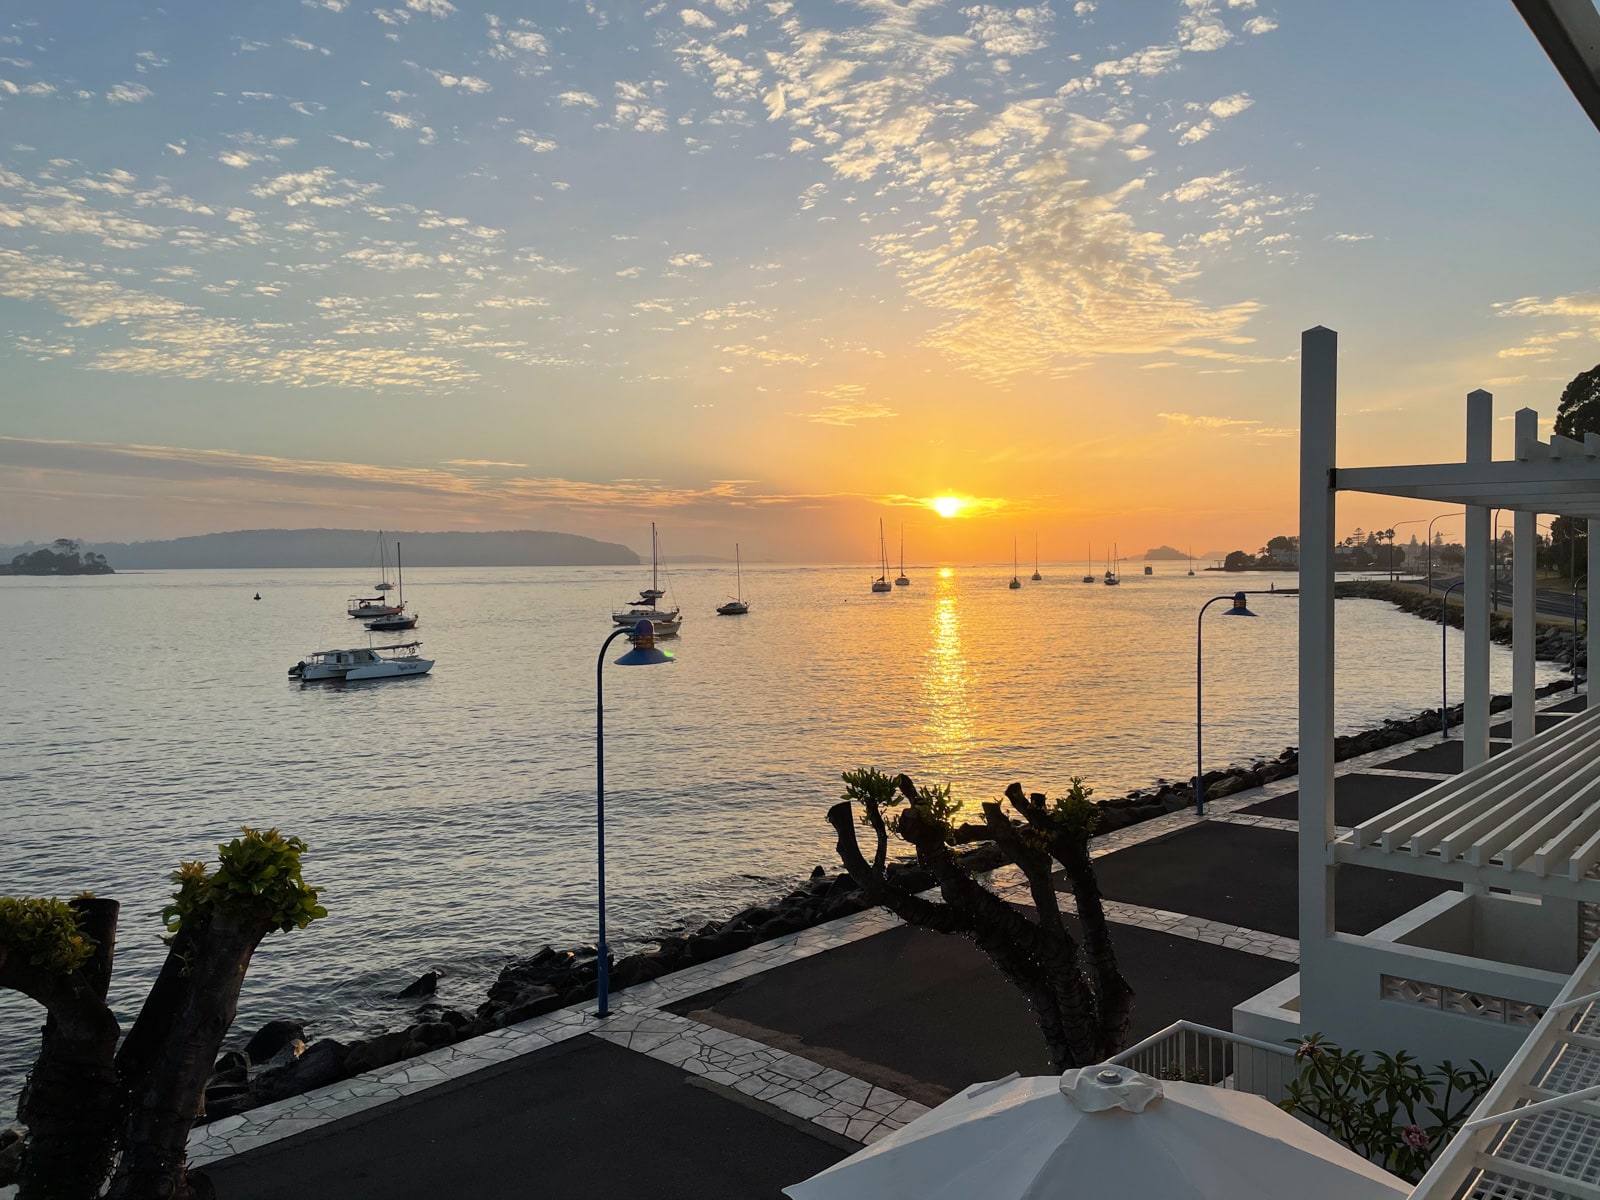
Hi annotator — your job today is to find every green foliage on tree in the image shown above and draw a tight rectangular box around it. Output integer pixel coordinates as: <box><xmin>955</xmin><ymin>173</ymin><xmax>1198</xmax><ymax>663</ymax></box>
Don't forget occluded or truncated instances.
<box><xmin>1</xmin><ymin>829</ymin><xmax>327</xmax><ymax>1200</ymax></box>
<box><xmin>1554</xmin><ymin>363</ymin><xmax>1600</xmax><ymax>440</ymax></box>
<box><xmin>1281</xmin><ymin>1034</ymin><xmax>1494</xmax><ymax>1184</ymax></box>
<box><xmin>164</xmin><ymin>827</ymin><xmax>326</xmax><ymax>935</ymax></box>
<box><xmin>0</xmin><ymin>898</ymin><xmax>96</xmax><ymax>975</ymax></box>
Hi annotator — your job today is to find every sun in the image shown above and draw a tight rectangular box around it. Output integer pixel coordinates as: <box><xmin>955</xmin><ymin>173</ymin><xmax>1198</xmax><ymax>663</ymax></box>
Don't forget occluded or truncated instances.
<box><xmin>930</xmin><ymin>496</ymin><xmax>968</xmax><ymax>519</ymax></box>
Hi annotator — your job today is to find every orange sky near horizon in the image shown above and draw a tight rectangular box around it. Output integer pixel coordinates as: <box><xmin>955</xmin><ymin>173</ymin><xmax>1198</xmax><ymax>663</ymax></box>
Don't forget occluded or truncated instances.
<box><xmin>1</xmin><ymin>1</ymin><xmax>1596</xmax><ymax>562</ymax></box>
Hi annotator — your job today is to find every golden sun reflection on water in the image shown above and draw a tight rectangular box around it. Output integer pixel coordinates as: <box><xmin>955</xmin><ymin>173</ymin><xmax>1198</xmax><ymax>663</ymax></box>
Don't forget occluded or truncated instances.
<box><xmin>918</xmin><ymin>569</ymin><xmax>974</xmax><ymax>779</ymax></box>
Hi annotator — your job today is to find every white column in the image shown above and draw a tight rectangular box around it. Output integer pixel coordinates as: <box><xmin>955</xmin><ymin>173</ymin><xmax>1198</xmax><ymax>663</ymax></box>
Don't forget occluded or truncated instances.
<box><xmin>1299</xmin><ymin>327</ymin><xmax>1338</xmax><ymax>986</ymax></box>
<box><xmin>1590</xmin><ymin>519</ymin><xmax>1599</xmax><ymax>710</ymax></box>
<box><xmin>1463</xmin><ymin>389</ymin><xmax>1493</xmax><ymax>769</ymax></box>
<box><xmin>1512</xmin><ymin>408</ymin><xmax>1538</xmax><ymax>743</ymax></box>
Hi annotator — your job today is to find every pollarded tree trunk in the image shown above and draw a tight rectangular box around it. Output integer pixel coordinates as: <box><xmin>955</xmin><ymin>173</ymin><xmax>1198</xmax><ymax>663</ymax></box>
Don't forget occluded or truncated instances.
<box><xmin>1002</xmin><ymin>783</ymin><xmax>1135</xmax><ymax>1052</ymax></box>
<box><xmin>828</xmin><ymin>774</ymin><xmax>1135</xmax><ymax>1073</ymax></box>
<box><xmin>110</xmin><ymin>910</ymin><xmax>275</xmax><ymax>1200</ymax></box>
<box><xmin>3</xmin><ymin>897</ymin><xmax>124</xmax><ymax>1200</ymax></box>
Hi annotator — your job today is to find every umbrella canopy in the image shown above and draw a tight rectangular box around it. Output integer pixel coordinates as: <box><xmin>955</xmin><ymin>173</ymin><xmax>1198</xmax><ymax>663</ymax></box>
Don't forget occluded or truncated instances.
<box><xmin>785</xmin><ymin>1066</ymin><xmax>1408</xmax><ymax>1200</ymax></box>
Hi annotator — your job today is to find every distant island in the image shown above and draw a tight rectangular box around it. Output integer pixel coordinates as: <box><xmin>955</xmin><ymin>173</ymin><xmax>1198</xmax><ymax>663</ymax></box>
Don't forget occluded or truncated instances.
<box><xmin>0</xmin><ymin>529</ymin><xmax>638</xmax><ymax>570</ymax></box>
<box><xmin>1</xmin><ymin>538</ymin><xmax>114</xmax><ymax>575</ymax></box>
<box><xmin>1141</xmin><ymin>545</ymin><xmax>1191</xmax><ymax>561</ymax></box>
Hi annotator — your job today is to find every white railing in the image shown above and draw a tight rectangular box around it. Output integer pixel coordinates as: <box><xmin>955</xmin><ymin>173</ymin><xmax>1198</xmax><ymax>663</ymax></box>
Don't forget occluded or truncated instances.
<box><xmin>1109</xmin><ymin>1020</ymin><xmax>1300</xmax><ymax>1106</ymax></box>
<box><xmin>1410</xmin><ymin>935</ymin><xmax>1600</xmax><ymax>1200</ymax></box>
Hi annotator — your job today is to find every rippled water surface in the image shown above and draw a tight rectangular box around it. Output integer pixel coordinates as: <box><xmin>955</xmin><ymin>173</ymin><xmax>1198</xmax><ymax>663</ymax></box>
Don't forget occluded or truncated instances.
<box><xmin>0</xmin><ymin>563</ymin><xmax>1563</xmax><ymax>1100</ymax></box>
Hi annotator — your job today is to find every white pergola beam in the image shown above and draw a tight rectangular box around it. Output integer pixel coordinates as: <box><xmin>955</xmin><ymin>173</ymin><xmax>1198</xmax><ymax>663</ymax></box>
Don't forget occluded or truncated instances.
<box><xmin>1510</xmin><ymin>0</ymin><xmax>1600</xmax><ymax>135</ymax></box>
<box><xmin>1338</xmin><ymin>461</ymin><xmax>1600</xmax><ymax>510</ymax></box>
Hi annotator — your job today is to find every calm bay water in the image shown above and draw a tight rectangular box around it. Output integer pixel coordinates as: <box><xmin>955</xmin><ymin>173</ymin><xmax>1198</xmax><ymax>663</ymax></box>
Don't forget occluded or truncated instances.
<box><xmin>0</xmin><ymin>563</ymin><xmax>1563</xmax><ymax>1101</ymax></box>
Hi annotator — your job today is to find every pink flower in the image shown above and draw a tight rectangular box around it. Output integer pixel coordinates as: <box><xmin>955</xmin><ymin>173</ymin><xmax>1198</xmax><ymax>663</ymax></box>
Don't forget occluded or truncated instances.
<box><xmin>1297</xmin><ymin>1040</ymin><xmax>1320</xmax><ymax>1059</ymax></box>
<box><xmin>1402</xmin><ymin>1125</ymin><xmax>1431</xmax><ymax>1150</ymax></box>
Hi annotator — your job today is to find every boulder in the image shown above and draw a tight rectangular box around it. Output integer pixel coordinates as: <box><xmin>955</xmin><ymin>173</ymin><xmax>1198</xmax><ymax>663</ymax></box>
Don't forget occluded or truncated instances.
<box><xmin>688</xmin><ymin>927</ymin><xmax>754</xmax><ymax>963</ymax></box>
<box><xmin>212</xmin><ymin>1050</ymin><xmax>250</xmax><ymax>1085</ymax></box>
<box><xmin>200</xmin><ymin>1080</ymin><xmax>252</xmax><ymax>1121</ymax></box>
<box><xmin>408</xmin><ymin>1021</ymin><xmax>456</xmax><ymax>1049</ymax></box>
<box><xmin>0</xmin><ymin>1127</ymin><xmax>23</xmax><ymax>1188</ymax></box>
<box><xmin>397</xmin><ymin>971</ymin><xmax>440</xmax><ymax>999</ymax></box>
<box><xmin>259</xmin><ymin>1038</ymin><xmax>307</xmax><ymax>1070</ymax></box>
<box><xmin>497</xmin><ymin>990</ymin><xmax>567</xmax><ymax>1026</ymax></box>
<box><xmin>608</xmin><ymin>953</ymin><xmax>670</xmax><ymax>990</ymax></box>
<box><xmin>753</xmin><ymin>912</ymin><xmax>808</xmax><ymax>941</ymax></box>
<box><xmin>343</xmin><ymin>1030</ymin><xmax>413</xmax><ymax>1076</ymax></box>
<box><xmin>245</xmin><ymin>1020</ymin><xmax>306</xmax><ymax>1065</ymax></box>
<box><xmin>252</xmin><ymin>1039</ymin><xmax>350</xmax><ymax>1105</ymax></box>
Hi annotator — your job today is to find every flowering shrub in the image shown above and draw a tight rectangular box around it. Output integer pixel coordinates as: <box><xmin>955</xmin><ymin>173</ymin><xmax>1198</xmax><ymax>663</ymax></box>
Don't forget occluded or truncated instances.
<box><xmin>1281</xmin><ymin>1034</ymin><xmax>1494</xmax><ymax>1183</ymax></box>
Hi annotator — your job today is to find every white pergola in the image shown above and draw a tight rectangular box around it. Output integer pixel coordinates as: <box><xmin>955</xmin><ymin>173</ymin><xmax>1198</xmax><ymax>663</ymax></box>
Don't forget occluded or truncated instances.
<box><xmin>1511</xmin><ymin>0</ymin><xmax>1600</xmax><ymax>134</ymax></box>
<box><xmin>1292</xmin><ymin>326</ymin><xmax>1600</xmax><ymax>1069</ymax></box>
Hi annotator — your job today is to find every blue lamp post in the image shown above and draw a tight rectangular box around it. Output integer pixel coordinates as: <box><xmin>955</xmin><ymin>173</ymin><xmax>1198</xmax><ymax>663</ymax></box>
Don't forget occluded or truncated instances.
<box><xmin>596</xmin><ymin>619</ymin><xmax>674</xmax><ymax>1018</ymax></box>
<box><xmin>1440</xmin><ymin>579</ymin><xmax>1465</xmax><ymax>740</ymax></box>
<box><xmin>1196</xmin><ymin>591</ymin><xmax>1258</xmax><ymax>816</ymax></box>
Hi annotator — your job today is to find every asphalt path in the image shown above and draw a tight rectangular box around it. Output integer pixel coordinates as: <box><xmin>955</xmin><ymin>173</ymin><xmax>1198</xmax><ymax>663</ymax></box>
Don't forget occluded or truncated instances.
<box><xmin>669</xmin><ymin>921</ymin><xmax>1293</xmax><ymax>1101</ymax></box>
<box><xmin>202</xmin><ymin>1035</ymin><xmax>847</xmax><ymax>1200</ymax></box>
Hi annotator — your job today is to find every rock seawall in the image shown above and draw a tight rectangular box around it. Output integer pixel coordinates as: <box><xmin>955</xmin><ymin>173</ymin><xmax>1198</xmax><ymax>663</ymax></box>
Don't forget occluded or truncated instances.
<box><xmin>1337</xmin><ymin>580</ymin><xmax>1587</xmax><ymax>668</ymax></box>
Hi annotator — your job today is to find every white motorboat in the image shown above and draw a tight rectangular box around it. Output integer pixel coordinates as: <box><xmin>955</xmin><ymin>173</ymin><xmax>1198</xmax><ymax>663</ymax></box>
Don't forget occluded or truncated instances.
<box><xmin>365</xmin><ymin>542</ymin><xmax>418</xmax><ymax>631</ymax></box>
<box><xmin>613</xmin><ymin>523</ymin><xmax>683</xmax><ymax>629</ymax></box>
<box><xmin>289</xmin><ymin>641</ymin><xmax>433</xmax><ymax>682</ymax></box>
<box><xmin>871</xmin><ymin>519</ymin><xmax>892</xmax><ymax>592</ymax></box>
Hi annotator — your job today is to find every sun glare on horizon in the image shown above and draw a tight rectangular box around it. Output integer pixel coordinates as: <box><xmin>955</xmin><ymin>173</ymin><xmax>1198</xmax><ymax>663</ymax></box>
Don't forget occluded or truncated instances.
<box><xmin>930</xmin><ymin>496</ymin><xmax>968</xmax><ymax>519</ymax></box>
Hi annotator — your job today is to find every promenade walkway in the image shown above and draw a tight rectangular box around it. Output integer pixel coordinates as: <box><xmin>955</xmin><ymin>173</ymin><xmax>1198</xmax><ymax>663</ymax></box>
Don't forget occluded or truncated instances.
<box><xmin>181</xmin><ymin>693</ymin><xmax>1584</xmax><ymax>1199</ymax></box>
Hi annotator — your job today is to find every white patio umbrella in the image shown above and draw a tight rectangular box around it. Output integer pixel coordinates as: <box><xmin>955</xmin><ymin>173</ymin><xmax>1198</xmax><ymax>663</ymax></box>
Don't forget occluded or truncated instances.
<box><xmin>785</xmin><ymin>1065</ymin><xmax>1408</xmax><ymax>1200</ymax></box>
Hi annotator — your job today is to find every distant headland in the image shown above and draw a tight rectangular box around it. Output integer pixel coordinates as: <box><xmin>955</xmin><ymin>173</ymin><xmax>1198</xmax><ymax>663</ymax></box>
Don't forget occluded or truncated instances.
<box><xmin>0</xmin><ymin>529</ymin><xmax>639</xmax><ymax>570</ymax></box>
<box><xmin>1140</xmin><ymin>545</ymin><xmax>1191</xmax><ymax>561</ymax></box>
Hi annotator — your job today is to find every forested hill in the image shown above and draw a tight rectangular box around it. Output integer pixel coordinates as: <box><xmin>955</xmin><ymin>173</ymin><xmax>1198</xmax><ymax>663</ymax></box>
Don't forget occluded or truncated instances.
<box><xmin>0</xmin><ymin>529</ymin><xmax>640</xmax><ymax>569</ymax></box>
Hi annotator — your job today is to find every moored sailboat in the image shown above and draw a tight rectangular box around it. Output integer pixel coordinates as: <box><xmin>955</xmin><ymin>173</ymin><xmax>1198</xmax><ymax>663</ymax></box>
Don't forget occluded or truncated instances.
<box><xmin>1104</xmin><ymin>543</ymin><xmax>1121</xmax><ymax>586</ymax></box>
<box><xmin>1031</xmin><ymin>533</ymin><xmax>1042</xmax><ymax>582</ymax></box>
<box><xmin>895</xmin><ymin>525</ymin><xmax>910</xmax><ymax>586</ymax></box>
<box><xmin>614</xmin><ymin>523</ymin><xmax>682</xmax><ymax>635</ymax></box>
<box><xmin>717</xmin><ymin>544</ymin><xmax>749</xmax><ymax>615</ymax></box>
<box><xmin>1082</xmin><ymin>541</ymin><xmax>1095</xmax><ymax>584</ymax></box>
<box><xmin>871</xmin><ymin>519</ymin><xmax>892</xmax><ymax>592</ymax></box>
<box><xmin>349</xmin><ymin>532</ymin><xmax>404</xmax><ymax>617</ymax></box>
<box><xmin>366</xmin><ymin>542</ymin><xmax>418</xmax><ymax>631</ymax></box>
<box><xmin>1009</xmin><ymin>538</ymin><xmax>1022</xmax><ymax>589</ymax></box>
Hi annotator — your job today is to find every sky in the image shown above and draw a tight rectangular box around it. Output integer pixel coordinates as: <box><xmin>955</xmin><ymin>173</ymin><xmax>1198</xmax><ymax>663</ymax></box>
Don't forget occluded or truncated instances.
<box><xmin>2</xmin><ymin>0</ymin><xmax>1598</xmax><ymax>563</ymax></box>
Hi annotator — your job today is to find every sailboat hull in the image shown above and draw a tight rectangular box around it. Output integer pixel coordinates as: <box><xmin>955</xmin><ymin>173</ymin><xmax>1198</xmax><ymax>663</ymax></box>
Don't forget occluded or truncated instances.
<box><xmin>716</xmin><ymin>602</ymin><xmax>749</xmax><ymax>615</ymax></box>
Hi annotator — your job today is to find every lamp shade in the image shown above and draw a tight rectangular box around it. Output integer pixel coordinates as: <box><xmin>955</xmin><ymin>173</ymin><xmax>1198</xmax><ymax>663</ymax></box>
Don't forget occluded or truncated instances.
<box><xmin>1225</xmin><ymin>591</ymin><xmax>1257</xmax><ymax>616</ymax></box>
<box><xmin>615</xmin><ymin>619</ymin><xmax>675</xmax><ymax>666</ymax></box>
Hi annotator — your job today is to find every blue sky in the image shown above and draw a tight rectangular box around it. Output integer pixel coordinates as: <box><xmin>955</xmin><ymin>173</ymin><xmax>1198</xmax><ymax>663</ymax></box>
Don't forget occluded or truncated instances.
<box><xmin>2</xmin><ymin>0</ymin><xmax>1597</xmax><ymax>558</ymax></box>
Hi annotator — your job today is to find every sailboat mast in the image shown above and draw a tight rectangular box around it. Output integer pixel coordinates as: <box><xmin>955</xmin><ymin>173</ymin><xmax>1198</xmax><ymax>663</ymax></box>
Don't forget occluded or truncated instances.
<box><xmin>736</xmin><ymin>543</ymin><xmax>742</xmax><ymax>600</ymax></box>
<box><xmin>651</xmin><ymin>522</ymin><xmax>659</xmax><ymax>595</ymax></box>
<box><xmin>396</xmin><ymin>541</ymin><xmax>403</xmax><ymax>606</ymax></box>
